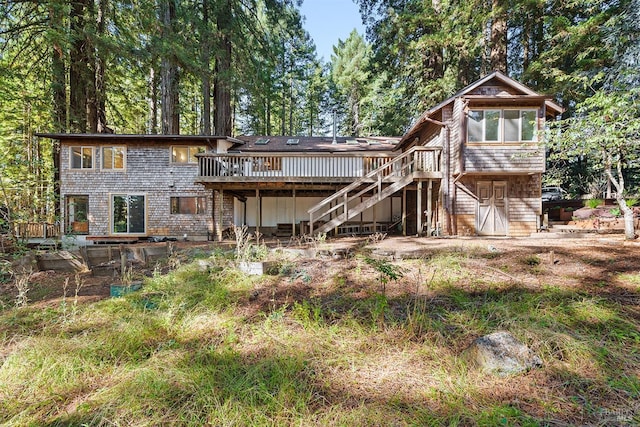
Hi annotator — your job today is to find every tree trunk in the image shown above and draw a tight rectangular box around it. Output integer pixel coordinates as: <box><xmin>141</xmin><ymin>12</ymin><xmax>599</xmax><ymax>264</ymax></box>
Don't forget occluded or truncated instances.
<box><xmin>149</xmin><ymin>66</ymin><xmax>159</xmax><ymax>134</ymax></box>
<box><xmin>95</xmin><ymin>0</ymin><xmax>108</xmax><ymax>132</ymax></box>
<box><xmin>161</xmin><ymin>0</ymin><xmax>180</xmax><ymax>134</ymax></box>
<box><xmin>214</xmin><ymin>0</ymin><xmax>233</xmax><ymax>136</ymax></box>
<box><xmin>49</xmin><ymin>3</ymin><xmax>66</xmax><ymax>218</ymax></box>
<box><xmin>606</xmin><ymin>156</ymin><xmax>636</xmax><ymax>239</ymax></box>
<box><xmin>201</xmin><ymin>0</ymin><xmax>212</xmax><ymax>135</ymax></box>
<box><xmin>618</xmin><ymin>197</ymin><xmax>636</xmax><ymax>240</ymax></box>
<box><xmin>69</xmin><ymin>0</ymin><xmax>90</xmax><ymax>132</ymax></box>
<box><xmin>490</xmin><ymin>0</ymin><xmax>507</xmax><ymax>74</ymax></box>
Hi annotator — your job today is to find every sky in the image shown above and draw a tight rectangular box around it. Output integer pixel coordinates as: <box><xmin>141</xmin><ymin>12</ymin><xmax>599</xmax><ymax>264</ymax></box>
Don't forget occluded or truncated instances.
<box><xmin>299</xmin><ymin>0</ymin><xmax>366</xmax><ymax>62</ymax></box>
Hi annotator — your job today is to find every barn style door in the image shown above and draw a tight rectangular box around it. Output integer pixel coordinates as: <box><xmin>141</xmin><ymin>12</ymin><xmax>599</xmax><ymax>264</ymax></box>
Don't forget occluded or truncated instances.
<box><xmin>477</xmin><ymin>181</ymin><xmax>507</xmax><ymax>236</ymax></box>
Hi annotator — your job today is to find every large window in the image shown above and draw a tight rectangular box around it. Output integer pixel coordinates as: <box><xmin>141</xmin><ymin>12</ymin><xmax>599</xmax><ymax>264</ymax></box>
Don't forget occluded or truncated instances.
<box><xmin>71</xmin><ymin>147</ymin><xmax>94</xmax><ymax>169</ymax></box>
<box><xmin>102</xmin><ymin>146</ymin><xmax>125</xmax><ymax>170</ymax></box>
<box><xmin>112</xmin><ymin>194</ymin><xmax>146</xmax><ymax>234</ymax></box>
<box><xmin>170</xmin><ymin>196</ymin><xmax>206</xmax><ymax>214</ymax></box>
<box><xmin>171</xmin><ymin>146</ymin><xmax>206</xmax><ymax>164</ymax></box>
<box><xmin>468</xmin><ymin>109</ymin><xmax>537</xmax><ymax>143</ymax></box>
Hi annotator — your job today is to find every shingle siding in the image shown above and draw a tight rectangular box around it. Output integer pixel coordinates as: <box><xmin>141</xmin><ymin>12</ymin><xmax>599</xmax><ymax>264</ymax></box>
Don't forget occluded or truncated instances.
<box><xmin>60</xmin><ymin>143</ymin><xmax>214</xmax><ymax>238</ymax></box>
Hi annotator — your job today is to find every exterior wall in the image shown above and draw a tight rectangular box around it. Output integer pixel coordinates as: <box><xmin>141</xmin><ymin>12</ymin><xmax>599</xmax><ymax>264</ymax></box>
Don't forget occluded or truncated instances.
<box><xmin>464</xmin><ymin>147</ymin><xmax>544</xmax><ymax>172</ymax></box>
<box><xmin>212</xmin><ymin>190</ymin><xmax>234</xmax><ymax>238</ymax></box>
<box><xmin>453</xmin><ymin>174</ymin><xmax>541</xmax><ymax>237</ymax></box>
<box><xmin>242</xmin><ymin>196</ymin><xmax>397</xmax><ymax>228</ymax></box>
<box><xmin>60</xmin><ymin>142</ymin><xmax>214</xmax><ymax>238</ymax></box>
<box><xmin>455</xmin><ymin>214</ymin><xmax>476</xmax><ymax>236</ymax></box>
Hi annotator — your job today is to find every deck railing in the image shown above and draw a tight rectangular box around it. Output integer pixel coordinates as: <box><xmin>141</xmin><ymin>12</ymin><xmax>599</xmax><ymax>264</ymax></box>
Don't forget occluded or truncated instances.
<box><xmin>198</xmin><ymin>152</ymin><xmax>397</xmax><ymax>180</ymax></box>
<box><xmin>13</xmin><ymin>222</ymin><xmax>60</xmax><ymax>239</ymax></box>
<box><xmin>307</xmin><ymin>146</ymin><xmax>442</xmax><ymax>234</ymax></box>
<box><xmin>197</xmin><ymin>149</ymin><xmax>441</xmax><ymax>180</ymax></box>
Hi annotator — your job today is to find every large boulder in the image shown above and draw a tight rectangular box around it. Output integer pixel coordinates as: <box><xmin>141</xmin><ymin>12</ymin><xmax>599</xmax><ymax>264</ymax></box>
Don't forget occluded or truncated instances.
<box><xmin>463</xmin><ymin>331</ymin><xmax>542</xmax><ymax>376</ymax></box>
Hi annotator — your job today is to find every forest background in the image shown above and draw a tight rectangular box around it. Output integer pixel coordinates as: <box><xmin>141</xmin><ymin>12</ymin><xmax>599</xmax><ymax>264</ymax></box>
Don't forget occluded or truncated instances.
<box><xmin>0</xmin><ymin>0</ymin><xmax>638</xmax><ymax>225</ymax></box>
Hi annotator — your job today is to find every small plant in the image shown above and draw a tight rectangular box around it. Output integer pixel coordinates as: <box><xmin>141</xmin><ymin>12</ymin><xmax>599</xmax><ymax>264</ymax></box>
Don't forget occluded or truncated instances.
<box><xmin>121</xmin><ymin>265</ymin><xmax>135</xmax><ymax>285</ymax></box>
<box><xmin>522</xmin><ymin>255</ymin><xmax>541</xmax><ymax>266</ymax></box>
<box><xmin>14</xmin><ymin>270</ymin><xmax>31</xmax><ymax>308</ymax></box>
<box><xmin>585</xmin><ymin>198</ymin><xmax>604</xmax><ymax>209</ymax></box>
<box><xmin>625</xmin><ymin>198</ymin><xmax>638</xmax><ymax>207</ymax></box>
<box><xmin>364</xmin><ymin>257</ymin><xmax>404</xmax><ymax>294</ymax></box>
<box><xmin>610</xmin><ymin>207</ymin><xmax>621</xmax><ymax>217</ymax></box>
<box><xmin>366</xmin><ymin>232</ymin><xmax>387</xmax><ymax>245</ymax></box>
<box><xmin>60</xmin><ymin>275</ymin><xmax>83</xmax><ymax>322</ymax></box>
<box><xmin>233</xmin><ymin>224</ymin><xmax>268</xmax><ymax>262</ymax></box>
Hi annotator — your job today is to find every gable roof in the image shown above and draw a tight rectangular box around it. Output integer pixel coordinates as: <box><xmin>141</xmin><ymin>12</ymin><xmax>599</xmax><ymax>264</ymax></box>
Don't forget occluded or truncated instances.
<box><xmin>397</xmin><ymin>71</ymin><xmax>565</xmax><ymax>147</ymax></box>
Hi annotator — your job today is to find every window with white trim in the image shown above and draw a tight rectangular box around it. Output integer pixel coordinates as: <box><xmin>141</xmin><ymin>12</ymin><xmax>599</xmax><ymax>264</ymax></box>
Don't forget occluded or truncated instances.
<box><xmin>102</xmin><ymin>146</ymin><xmax>125</xmax><ymax>170</ymax></box>
<box><xmin>70</xmin><ymin>147</ymin><xmax>94</xmax><ymax>169</ymax></box>
<box><xmin>171</xmin><ymin>146</ymin><xmax>206</xmax><ymax>164</ymax></box>
<box><xmin>468</xmin><ymin>109</ymin><xmax>537</xmax><ymax>143</ymax></box>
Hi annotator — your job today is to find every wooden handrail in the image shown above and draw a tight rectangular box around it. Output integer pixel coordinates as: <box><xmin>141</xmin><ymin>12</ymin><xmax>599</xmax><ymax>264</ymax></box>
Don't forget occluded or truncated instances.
<box><xmin>197</xmin><ymin>152</ymin><xmax>396</xmax><ymax>179</ymax></box>
<box><xmin>307</xmin><ymin>146</ymin><xmax>442</xmax><ymax>234</ymax></box>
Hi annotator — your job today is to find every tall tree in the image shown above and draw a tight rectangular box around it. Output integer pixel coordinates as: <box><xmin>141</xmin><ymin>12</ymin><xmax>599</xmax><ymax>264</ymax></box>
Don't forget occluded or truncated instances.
<box><xmin>160</xmin><ymin>0</ymin><xmax>180</xmax><ymax>134</ymax></box>
<box><xmin>331</xmin><ymin>30</ymin><xmax>371</xmax><ymax>137</ymax></box>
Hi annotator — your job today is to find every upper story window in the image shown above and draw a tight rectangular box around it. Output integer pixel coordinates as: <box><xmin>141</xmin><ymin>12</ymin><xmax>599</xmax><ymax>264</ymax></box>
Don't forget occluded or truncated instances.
<box><xmin>171</xmin><ymin>146</ymin><xmax>206</xmax><ymax>164</ymax></box>
<box><xmin>102</xmin><ymin>146</ymin><xmax>125</xmax><ymax>170</ymax></box>
<box><xmin>70</xmin><ymin>146</ymin><xmax>94</xmax><ymax>169</ymax></box>
<box><xmin>468</xmin><ymin>109</ymin><xmax>538</xmax><ymax>143</ymax></box>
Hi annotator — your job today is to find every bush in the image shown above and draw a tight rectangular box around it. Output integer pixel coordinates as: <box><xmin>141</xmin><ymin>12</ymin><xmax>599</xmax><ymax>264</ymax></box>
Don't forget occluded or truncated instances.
<box><xmin>585</xmin><ymin>198</ymin><xmax>604</xmax><ymax>208</ymax></box>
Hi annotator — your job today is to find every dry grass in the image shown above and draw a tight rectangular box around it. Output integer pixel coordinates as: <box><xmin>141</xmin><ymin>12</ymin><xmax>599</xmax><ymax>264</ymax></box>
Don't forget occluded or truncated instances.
<box><xmin>1</xmin><ymin>236</ymin><xmax>640</xmax><ymax>425</ymax></box>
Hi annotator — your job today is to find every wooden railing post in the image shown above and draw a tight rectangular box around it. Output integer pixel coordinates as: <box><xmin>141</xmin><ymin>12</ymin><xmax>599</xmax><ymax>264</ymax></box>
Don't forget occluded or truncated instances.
<box><xmin>343</xmin><ymin>192</ymin><xmax>348</xmax><ymax>220</ymax></box>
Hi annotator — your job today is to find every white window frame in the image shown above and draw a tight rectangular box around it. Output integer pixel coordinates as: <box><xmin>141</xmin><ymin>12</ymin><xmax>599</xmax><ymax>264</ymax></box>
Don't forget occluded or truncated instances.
<box><xmin>467</xmin><ymin>108</ymin><xmax>539</xmax><ymax>143</ymax></box>
<box><xmin>70</xmin><ymin>146</ymin><xmax>94</xmax><ymax>170</ymax></box>
<box><xmin>102</xmin><ymin>146</ymin><xmax>126</xmax><ymax>170</ymax></box>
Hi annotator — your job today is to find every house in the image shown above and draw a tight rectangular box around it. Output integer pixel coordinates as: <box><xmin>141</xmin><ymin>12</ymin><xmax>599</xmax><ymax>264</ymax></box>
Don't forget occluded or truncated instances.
<box><xmin>38</xmin><ymin>71</ymin><xmax>562</xmax><ymax>242</ymax></box>
<box><xmin>37</xmin><ymin>134</ymin><xmax>242</xmax><ymax>242</ymax></box>
<box><xmin>395</xmin><ymin>71</ymin><xmax>564</xmax><ymax>236</ymax></box>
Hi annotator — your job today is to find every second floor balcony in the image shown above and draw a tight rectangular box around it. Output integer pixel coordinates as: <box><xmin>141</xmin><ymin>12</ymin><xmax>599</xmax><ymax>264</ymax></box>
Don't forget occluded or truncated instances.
<box><xmin>196</xmin><ymin>147</ymin><xmax>443</xmax><ymax>184</ymax></box>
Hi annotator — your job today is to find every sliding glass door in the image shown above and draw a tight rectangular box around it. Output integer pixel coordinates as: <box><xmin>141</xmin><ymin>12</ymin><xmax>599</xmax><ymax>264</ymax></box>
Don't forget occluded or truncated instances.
<box><xmin>112</xmin><ymin>194</ymin><xmax>146</xmax><ymax>234</ymax></box>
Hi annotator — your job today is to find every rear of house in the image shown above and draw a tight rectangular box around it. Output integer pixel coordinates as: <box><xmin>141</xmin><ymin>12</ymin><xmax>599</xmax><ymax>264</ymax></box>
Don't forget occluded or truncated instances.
<box><xmin>40</xmin><ymin>71</ymin><xmax>563</xmax><ymax>242</ymax></box>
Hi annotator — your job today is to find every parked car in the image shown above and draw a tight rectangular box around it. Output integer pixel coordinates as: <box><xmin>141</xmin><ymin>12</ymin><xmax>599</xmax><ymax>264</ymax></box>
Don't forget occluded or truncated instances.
<box><xmin>541</xmin><ymin>186</ymin><xmax>567</xmax><ymax>202</ymax></box>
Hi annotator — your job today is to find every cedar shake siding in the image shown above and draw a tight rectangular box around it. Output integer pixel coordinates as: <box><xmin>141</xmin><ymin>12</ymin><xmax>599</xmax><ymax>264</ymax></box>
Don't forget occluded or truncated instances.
<box><xmin>59</xmin><ymin>140</ymin><xmax>219</xmax><ymax>239</ymax></box>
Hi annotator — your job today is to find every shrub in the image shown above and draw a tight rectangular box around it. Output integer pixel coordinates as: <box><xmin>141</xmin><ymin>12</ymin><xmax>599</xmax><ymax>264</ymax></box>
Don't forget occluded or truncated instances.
<box><xmin>585</xmin><ymin>198</ymin><xmax>604</xmax><ymax>208</ymax></box>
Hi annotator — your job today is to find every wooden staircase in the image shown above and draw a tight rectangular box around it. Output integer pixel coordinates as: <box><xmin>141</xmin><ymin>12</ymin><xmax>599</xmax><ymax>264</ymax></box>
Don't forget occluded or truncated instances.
<box><xmin>308</xmin><ymin>146</ymin><xmax>441</xmax><ymax>235</ymax></box>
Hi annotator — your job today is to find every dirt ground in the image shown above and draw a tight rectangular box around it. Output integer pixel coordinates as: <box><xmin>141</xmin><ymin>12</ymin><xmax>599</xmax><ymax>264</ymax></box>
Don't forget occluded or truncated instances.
<box><xmin>4</xmin><ymin>234</ymin><xmax>640</xmax><ymax>315</ymax></box>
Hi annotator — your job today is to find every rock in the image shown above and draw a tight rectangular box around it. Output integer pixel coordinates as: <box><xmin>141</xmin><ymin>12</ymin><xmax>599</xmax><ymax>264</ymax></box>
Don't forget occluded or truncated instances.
<box><xmin>572</xmin><ymin>207</ymin><xmax>594</xmax><ymax>220</ymax></box>
<box><xmin>463</xmin><ymin>331</ymin><xmax>542</xmax><ymax>376</ymax></box>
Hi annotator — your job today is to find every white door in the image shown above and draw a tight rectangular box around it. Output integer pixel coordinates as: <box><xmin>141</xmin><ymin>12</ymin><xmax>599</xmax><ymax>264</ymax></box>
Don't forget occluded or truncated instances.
<box><xmin>477</xmin><ymin>181</ymin><xmax>507</xmax><ymax>236</ymax></box>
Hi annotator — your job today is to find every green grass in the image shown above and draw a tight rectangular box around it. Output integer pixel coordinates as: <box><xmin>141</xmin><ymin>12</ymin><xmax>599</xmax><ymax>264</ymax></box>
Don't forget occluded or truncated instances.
<box><xmin>1</xmin><ymin>245</ymin><xmax>640</xmax><ymax>426</ymax></box>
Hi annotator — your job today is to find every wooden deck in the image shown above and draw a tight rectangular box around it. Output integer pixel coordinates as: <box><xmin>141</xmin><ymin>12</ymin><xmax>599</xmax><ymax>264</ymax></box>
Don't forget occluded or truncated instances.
<box><xmin>196</xmin><ymin>148</ymin><xmax>442</xmax><ymax>184</ymax></box>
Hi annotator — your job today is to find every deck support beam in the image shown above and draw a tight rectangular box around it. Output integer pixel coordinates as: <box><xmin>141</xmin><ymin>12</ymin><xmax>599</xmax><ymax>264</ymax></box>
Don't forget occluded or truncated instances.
<box><xmin>417</xmin><ymin>181</ymin><xmax>423</xmax><ymax>236</ymax></box>
<box><xmin>292</xmin><ymin>188</ymin><xmax>296</xmax><ymax>237</ymax></box>
<box><xmin>219</xmin><ymin>188</ymin><xmax>224</xmax><ymax>242</ymax></box>
<box><xmin>426</xmin><ymin>179</ymin><xmax>433</xmax><ymax>236</ymax></box>
<box><xmin>402</xmin><ymin>187</ymin><xmax>407</xmax><ymax>236</ymax></box>
<box><xmin>256</xmin><ymin>189</ymin><xmax>261</xmax><ymax>235</ymax></box>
